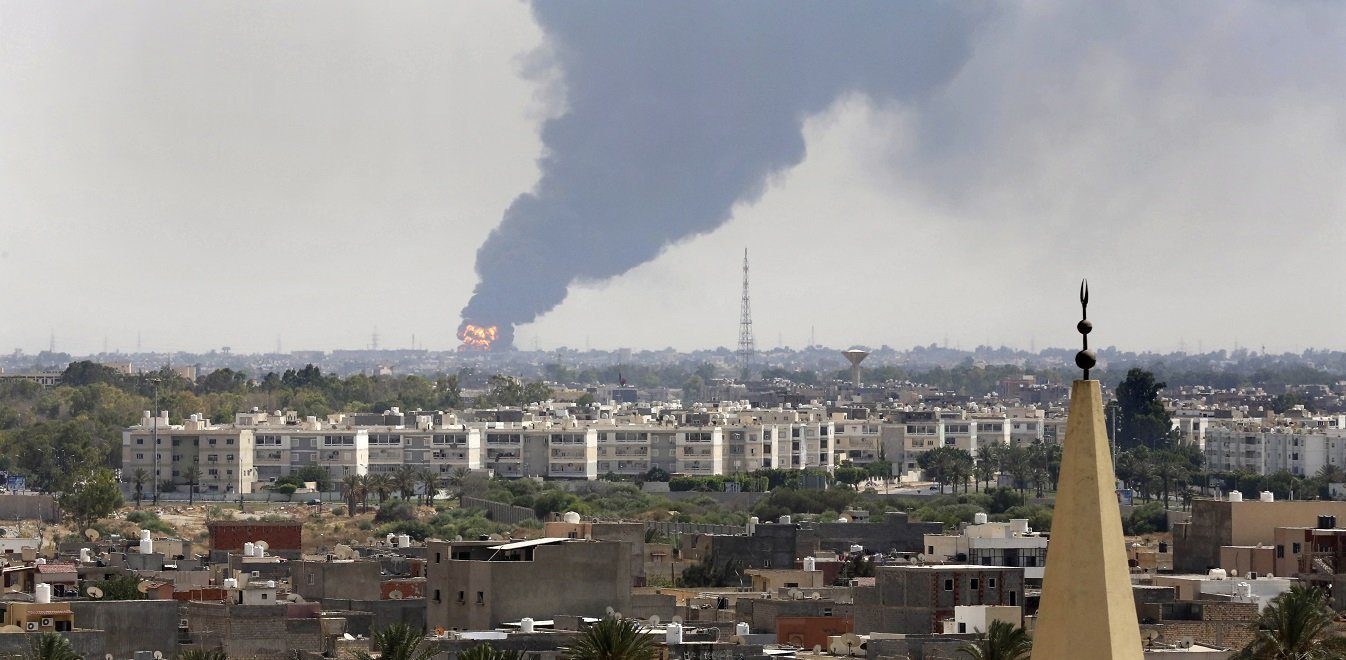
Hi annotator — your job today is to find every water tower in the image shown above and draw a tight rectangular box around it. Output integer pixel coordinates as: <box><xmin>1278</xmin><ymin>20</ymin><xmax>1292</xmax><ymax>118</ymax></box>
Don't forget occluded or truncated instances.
<box><xmin>842</xmin><ymin>348</ymin><xmax>869</xmax><ymax>386</ymax></box>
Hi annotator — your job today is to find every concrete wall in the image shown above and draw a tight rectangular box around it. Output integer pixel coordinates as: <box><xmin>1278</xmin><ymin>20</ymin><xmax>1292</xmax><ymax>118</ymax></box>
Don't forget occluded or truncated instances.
<box><xmin>799</xmin><ymin>512</ymin><xmax>943</xmax><ymax>555</ymax></box>
<box><xmin>319</xmin><ymin>598</ymin><xmax>426</xmax><ymax>635</ymax></box>
<box><xmin>1174</xmin><ymin>499</ymin><xmax>1346</xmax><ymax>573</ymax></box>
<box><xmin>460</xmin><ymin>496</ymin><xmax>536</xmax><ymax>525</ymax></box>
<box><xmin>185</xmin><ymin>602</ymin><xmax>325</xmax><ymax>660</ymax></box>
<box><xmin>736</xmin><ymin>598</ymin><xmax>853</xmax><ymax>634</ymax></box>
<box><xmin>70</xmin><ymin>599</ymin><xmax>181</xmax><ymax>659</ymax></box>
<box><xmin>292</xmin><ymin>560</ymin><xmax>383</xmax><ymax>601</ymax></box>
<box><xmin>0</xmin><ymin>630</ymin><xmax>105</xmax><ymax>659</ymax></box>
<box><xmin>853</xmin><ymin>566</ymin><xmax>1025</xmax><ymax>635</ymax></box>
<box><xmin>0</xmin><ymin>494</ymin><xmax>59</xmax><ymax>521</ymax></box>
<box><xmin>426</xmin><ymin>540</ymin><xmax>630</xmax><ymax>630</ymax></box>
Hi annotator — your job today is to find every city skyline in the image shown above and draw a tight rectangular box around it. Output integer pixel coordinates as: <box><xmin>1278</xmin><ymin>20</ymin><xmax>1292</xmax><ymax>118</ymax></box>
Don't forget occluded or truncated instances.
<box><xmin>4</xmin><ymin>2</ymin><xmax>1346</xmax><ymax>355</ymax></box>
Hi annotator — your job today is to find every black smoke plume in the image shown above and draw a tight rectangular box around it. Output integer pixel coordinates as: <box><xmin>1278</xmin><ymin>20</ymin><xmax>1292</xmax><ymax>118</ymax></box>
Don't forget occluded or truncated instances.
<box><xmin>460</xmin><ymin>3</ymin><xmax>986</xmax><ymax>349</ymax></box>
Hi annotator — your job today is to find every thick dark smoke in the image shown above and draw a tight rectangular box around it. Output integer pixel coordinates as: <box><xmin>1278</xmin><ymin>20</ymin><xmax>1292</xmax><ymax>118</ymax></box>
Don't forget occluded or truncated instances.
<box><xmin>461</xmin><ymin>3</ymin><xmax>987</xmax><ymax>349</ymax></box>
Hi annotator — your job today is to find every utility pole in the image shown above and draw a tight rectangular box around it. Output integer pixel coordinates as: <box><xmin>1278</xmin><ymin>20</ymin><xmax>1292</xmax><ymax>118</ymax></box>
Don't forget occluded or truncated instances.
<box><xmin>150</xmin><ymin>377</ymin><xmax>161</xmax><ymax>504</ymax></box>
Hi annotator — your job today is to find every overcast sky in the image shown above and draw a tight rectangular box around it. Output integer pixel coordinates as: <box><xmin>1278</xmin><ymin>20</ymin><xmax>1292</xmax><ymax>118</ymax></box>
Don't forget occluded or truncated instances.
<box><xmin>2</xmin><ymin>2</ymin><xmax>1344</xmax><ymax>356</ymax></box>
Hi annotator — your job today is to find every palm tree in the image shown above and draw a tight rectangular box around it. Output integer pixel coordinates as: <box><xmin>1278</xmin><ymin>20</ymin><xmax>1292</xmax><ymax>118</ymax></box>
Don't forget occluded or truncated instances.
<box><xmin>132</xmin><ymin>468</ymin><xmax>149</xmax><ymax>509</ymax></box>
<box><xmin>179</xmin><ymin>649</ymin><xmax>228</xmax><ymax>660</ymax></box>
<box><xmin>457</xmin><ymin>644</ymin><xmax>526</xmax><ymax>660</ymax></box>
<box><xmin>957</xmin><ymin>620</ymin><xmax>1032</xmax><ymax>660</ymax></box>
<box><xmin>340</xmin><ymin>474</ymin><xmax>366</xmax><ymax>517</ymax></box>
<box><xmin>367</xmin><ymin>473</ymin><xmax>393</xmax><ymax>504</ymax></box>
<box><xmin>183</xmin><ymin>465</ymin><xmax>202</xmax><ymax>505</ymax></box>
<box><xmin>974</xmin><ymin>446</ymin><xmax>1000</xmax><ymax>492</ymax></box>
<box><xmin>393</xmin><ymin>466</ymin><xmax>419</xmax><ymax>502</ymax></box>
<box><xmin>26</xmin><ymin>632</ymin><xmax>80</xmax><ymax>660</ymax></box>
<box><xmin>561</xmin><ymin>618</ymin><xmax>658</xmax><ymax>660</ymax></box>
<box><xmin>447</xmin><ymin>467</ymin><xmax>473</xmax><ymax>500</ymax></box>
<box><xmin>350</xmin><ymin>623</ymin><xmax>436</xmax><ymax>660</ymax></box>
<box><xmin>418</xmin><ymin>469</ymin><xmax>440</xmax><ymax>505</ymax></box>
<box><xmin>1234</xmin><ymin>583</ymin><xmax>1346</xmax><ymax>659</ymax></box>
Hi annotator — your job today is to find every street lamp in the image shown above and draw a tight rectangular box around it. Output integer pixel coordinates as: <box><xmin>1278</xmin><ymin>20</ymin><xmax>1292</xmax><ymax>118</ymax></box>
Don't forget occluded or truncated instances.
<box><xmin>149</xmin><ymin>377</ymin><xmax>161</xmax><ymax>504</ymax></box>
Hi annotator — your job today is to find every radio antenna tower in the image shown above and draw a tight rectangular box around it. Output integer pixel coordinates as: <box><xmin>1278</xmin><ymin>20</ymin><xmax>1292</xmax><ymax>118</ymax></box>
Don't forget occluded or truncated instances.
<box><xmin>737</xmin><ymin>248</ymin><xmax>756</xmax><ymax>380</ymax></box>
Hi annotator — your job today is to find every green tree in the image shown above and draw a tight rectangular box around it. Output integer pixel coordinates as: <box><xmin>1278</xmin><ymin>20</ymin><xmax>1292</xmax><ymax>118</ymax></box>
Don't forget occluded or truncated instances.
<box><xmin>1114</xmin><ymin>369</ymin><xmax>1175</xmax><ymax>450</ymax></box>
<box><xmin>86</xmin><ymin>574</ymin><xmax>146</xmax><ymax>601</ymax></box>
<box><xmin>833</xmin><ymin>462</ymin><xmax>866</xmax><ymax>489</ymax></box>
<box><xmin>864</xmin><ymin>460</ymin><xmax>893</xmax><ymax>483</ymax></box>
<box><xmin>974</xmin><ymin>446</ymin><xmax>1000</xmax><ymax>492</ymax></box>
<box><xmin>957</xmin><ymin>620</ymin><xmax>1033</xmax><ymax>660</ymax></box>
<box><xmin>60</xmin><ymin>467</ymin><xmax>123</xmax><ymax>532</ymax></box>
<box><xmin>561</xmin><ymin>618</ymin><xmax>659</xmax><ymax>660</ymax></box>
<box><xmin>1234</xmin><ymin>583</ymin><xmax>1346</xmax><ymax>659</ymax></box>
<box><xmin>919</xmin><ymin>447</ymin><xmax>974</xmax><ymax>492</ymax></box>
<box><xmin>367</xmin><ymin>473</ymin><xmax>394</xmax><ymax>503</ymax></box>
<box><xmin>60</xmin><ymin>360</ymin><xmax>123</xmax><ymax>387</ymax></box>
<box><xmin>25</xmin><ymin>632</ymin><xmax>81</xmax><ymax>660</ymax></box>
<box><xmin>351</xmin><ymin>623</ymin><xmax>436</xmax><ymax>660</ymax></box>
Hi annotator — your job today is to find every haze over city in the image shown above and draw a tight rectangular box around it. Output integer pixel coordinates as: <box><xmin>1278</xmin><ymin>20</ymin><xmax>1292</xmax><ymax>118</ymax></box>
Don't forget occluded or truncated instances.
<box><xmin>3</xmin><ymin>1</ymin><xmax>1345</xmax><ymax>355</ymax></box>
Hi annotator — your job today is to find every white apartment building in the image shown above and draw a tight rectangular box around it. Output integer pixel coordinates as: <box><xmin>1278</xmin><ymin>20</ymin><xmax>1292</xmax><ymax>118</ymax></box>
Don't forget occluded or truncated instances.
<box><xmin>1203</xmin><ymin>420</ymin><xmax>1346</xmax><ymax>477</ymax></box>
<box><xmin>122</xmin><ymin>411</ymin><xmax>257</xmax><ymax>494</ymax></box>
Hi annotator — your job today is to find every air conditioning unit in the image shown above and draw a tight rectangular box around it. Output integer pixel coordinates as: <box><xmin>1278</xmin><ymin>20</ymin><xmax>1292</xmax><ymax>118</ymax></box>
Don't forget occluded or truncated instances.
<box><xmin>179</xmin><ymin>619</ymin><xmax>189</xmax><ymax>628</ymax></box>
<box><xmin>251</xmin><ymin>571</ymin><xmax>261</xmax><ymax>579</ymax></box>
<box><xmin>40</xmin><ymin>618</ymin><xmax>53</xmax><ymax>627</ymax></box>
<box><xmin>25</xmin><ymin>622</ymin><xmax>38</xmax><ymax>631</ymax></box>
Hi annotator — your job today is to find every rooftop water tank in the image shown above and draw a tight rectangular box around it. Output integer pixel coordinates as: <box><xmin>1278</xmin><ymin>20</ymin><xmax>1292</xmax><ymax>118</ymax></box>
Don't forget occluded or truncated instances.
<box><xmin>1208</xmin><ymin>568</ymin><xmax>1228</xmax><ymax>580</ymax></box>
<box><xmin>803</xmin><ymin>557</ymin><xmax>816</xmax><ymax>572</ymax></box>
<box><xmin>35</xmin><ymin>583</ymin><xmax>51</xmax><ymax>604</ymax></box>
<box><xmin>243</xmin><ymin>542</ymin><xmax>256</xmax><ymax>557</ymax></box>
<box><xmin>735</xmin><ymin>622</ymin><xmax>750</xmax><ymax>637</ymax></box>
<box><xmin>140</xmin><ymin>530</ymin><xmax>152</xmax><ymax>542</ymax></box>
<box><xmin>1229</xmin><ymin>491</ymin><xmax>1243</xmax><ymax>502</ymax></box>
<box><xmin>973</xmin><ymin>512</ymin><xmax>989</xmax><ymax>525</ymax></box>
<box><xmin>520</xmin><ymin>618</ymin><xmax>535</xmax><ymax>634</ymax></box>
<box><xmin>563</xmin><ymin>511</ymin><xmax>582</xmax><ymax>524</ymax></box>
<box><xmin>1260</xmin><ymin>491</ymin><xmax>1275</xmax><ymax>502</ymax></box>
<box><xmin>140</xmin><ymin>538</ymin><xmax>153</xmax><ymax>555</ymax></box>
<box><xmin>666</xmin><ymin>622</ymin><xmax>683</xmax><ymax>645</ymax></box>
<box><xmin>398</xmin><ymin>534</ymin><xmax>412</xmax><ymax>549</ymax></box>
<box><xmin>779</xmin><ymin>515</ymin><xmax>792</xmax><ymax>525</ymax></box>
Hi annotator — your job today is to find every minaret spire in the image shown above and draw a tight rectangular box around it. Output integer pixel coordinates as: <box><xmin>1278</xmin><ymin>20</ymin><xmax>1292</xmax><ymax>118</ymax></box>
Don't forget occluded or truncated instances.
<box><xmin>1033</xmin><ymin>281</ymin><xmax>1143</xmax><ymax>660</ymax></box>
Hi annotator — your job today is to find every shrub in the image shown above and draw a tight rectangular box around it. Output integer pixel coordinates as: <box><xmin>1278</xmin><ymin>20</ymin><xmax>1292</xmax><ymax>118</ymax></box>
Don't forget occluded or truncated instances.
<box><xmin>375</xmin><ymin>501</ymin><xmax>418</xmax><ymax>523</ymax></box>
<box><xmin>125</xmin><ymin>510</ymin><xmax>175</xmax><ymax>534</ymax></box>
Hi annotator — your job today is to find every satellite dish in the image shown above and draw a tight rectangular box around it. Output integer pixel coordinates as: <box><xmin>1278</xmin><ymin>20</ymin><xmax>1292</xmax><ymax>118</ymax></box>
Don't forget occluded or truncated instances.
<box><xmin>86</xmin><ymin>586</ymin><xmax>104</xmax><ymax>599</ymax></box>
<box><xmin>813</xmin><ymin>646</ymin><xmax>823</xmax><ymax>653</ymax></box>
<box><xmin>388</xmin><ymin>590</ymin><xmax>404</xmax><ymax>600</ymax></box>
<box><xmin>153</xmin><ymin>652</ymin><xmax>164</xmax><ymax>660</ymax></box>
<box><xmin>810</xmin><ymin>592</ymin><xmax>821</xmax><ymax>600</ymax></box>
<box><xmin>137</xmin><ymin>581</ymin><xmax>152</xmax><ymax>594</ymax></box>
<box><xmin>671</xmin><ymin>616</ymin><xmax>683</xmax><ymax>625</ymax></box>
<box><xmin>613</xmin><ymin>612</ymin><xmax>623</xmax><ymax>620</ymax></box>
<box><xmin>649</xmin><ymin>615</ymin><xmax>660</xmax><ymax>626</ymax></box>
<box><xmin>343</xmin><ymin>634</ymin><xmax>355</xmax><ymax>641</ymax></box>
<box><xmin>605</xmin><ymin>606</ymin><xmax>615</xmax><ymax>616</ymax></box>
<box><xmin>1141</xmin><ymin>629</ymin><xmax>1160</xmax><ymax>643</ymax></box>
<box><xmin>85</xmin><ymin>529</ymin><xmax>100</xmax><ymax>541</ymax></box>
<box><xmin>255</xmin><ymin>540</ymin><xmax>269</xmax><ymax>551</ymax></box>
<box><xmin>106</xmin><ymin>655</ymin><xmax>114</xmax><ymax>660</ymax></box>
<box><xmin>789</xmin><ymin>589</ymin><xmax>803</xmax><ymax>600</ymax></box>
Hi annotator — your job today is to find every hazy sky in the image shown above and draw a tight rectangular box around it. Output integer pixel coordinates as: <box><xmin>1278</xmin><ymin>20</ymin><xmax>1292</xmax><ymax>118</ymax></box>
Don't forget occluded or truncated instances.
<box><xmin>2</xmin><ymin>2</ymin><xmax>1344</xmax><ymax>355</ymax></box>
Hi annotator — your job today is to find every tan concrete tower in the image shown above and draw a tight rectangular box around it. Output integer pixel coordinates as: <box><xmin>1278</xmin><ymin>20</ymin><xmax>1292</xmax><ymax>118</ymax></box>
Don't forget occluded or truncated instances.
<box><xmin>1032</xmin><ymin>281</ymin><xmax>1142</xmax><ymax>660</ymax></box>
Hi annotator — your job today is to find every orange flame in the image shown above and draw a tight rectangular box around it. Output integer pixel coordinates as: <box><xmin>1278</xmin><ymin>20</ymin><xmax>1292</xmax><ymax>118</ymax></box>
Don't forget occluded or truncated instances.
<box><xmin>458</xmin><ymin>324</ymin><xmax>498</xmax><ymax>351</ymax></box>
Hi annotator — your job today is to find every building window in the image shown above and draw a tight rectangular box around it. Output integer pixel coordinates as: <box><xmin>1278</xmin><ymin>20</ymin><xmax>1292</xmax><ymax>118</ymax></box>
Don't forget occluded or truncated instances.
<box><xmin>435</xmin><ymin>553</ymin><xmax>441</xmax><ymax>564</ymax></box>
<box><xmin>434</xmin><ymin>589</ymin><xmax>441</xmax><ymax>603</ymax></box>
<box><xmin>1293</xmin><ymin>543</ymin><xmax>1302</xmax><ymax>554</ymax></box>
<box><xmin>988</xmin><ymin>578</ymin><xmax>997</xmax><ymax>589</ymax></box>
<box><xmin>1277</xmin><ymin>545</ymin><xmax>1285</xmax><ymax>558</ymax></box>
<box><xmin>476</xmin><ymin>592</ymin><xmax>484</xmax><ymax>604</ymax></box>
<box><xmin>1009</xmin><ymin>591</ymin><xmax>1017</xmax><ymax>606</ymax></box>
<box><xmin>457</xmin><ymin>591</ymin><xmax>465</xmax><ymax>603</ymax></box>
<box><xmin>944</xmin><ymin>579</ymin><xmax>953</xmax><ymax>591</ymax></box>
<box><xmin>970</xmin><ymin>578</ymin><xmax>979</xmax><ymax>590</ymax></box>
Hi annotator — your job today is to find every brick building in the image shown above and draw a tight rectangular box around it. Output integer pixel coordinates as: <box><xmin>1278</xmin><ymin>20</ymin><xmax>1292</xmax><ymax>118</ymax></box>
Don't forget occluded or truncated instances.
<box><xmin>207</xmin><ymin>521</ymin><xmax>303</xmax><ymax>559</ymax></box>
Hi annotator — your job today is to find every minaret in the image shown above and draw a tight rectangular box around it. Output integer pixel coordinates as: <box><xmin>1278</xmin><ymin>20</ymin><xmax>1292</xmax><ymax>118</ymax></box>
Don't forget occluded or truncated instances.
<box><xmin>1032</xmin><ymin>281</ymin><xmax>1142</xmax><ymax>660</ymax></box>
